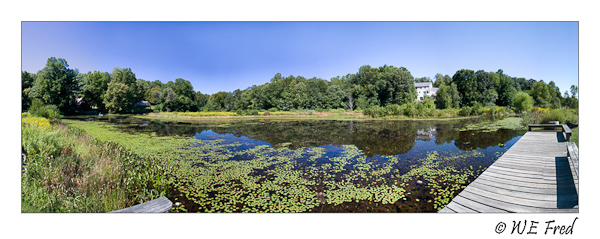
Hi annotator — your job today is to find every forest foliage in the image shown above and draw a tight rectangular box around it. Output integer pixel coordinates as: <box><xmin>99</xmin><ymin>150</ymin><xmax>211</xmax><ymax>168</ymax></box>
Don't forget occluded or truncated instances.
<box><xmin>22</xmin><ymin>57</ymin><xmax>579</xmax><ymax>115</ymax></box>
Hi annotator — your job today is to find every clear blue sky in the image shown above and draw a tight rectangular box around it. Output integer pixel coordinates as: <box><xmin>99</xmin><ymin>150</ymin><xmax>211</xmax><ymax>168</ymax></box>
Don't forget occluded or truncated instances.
<box><xmin>21</xmin><ymin>22</ymin><xmax>578</xmax><ymax>95</ymax></box>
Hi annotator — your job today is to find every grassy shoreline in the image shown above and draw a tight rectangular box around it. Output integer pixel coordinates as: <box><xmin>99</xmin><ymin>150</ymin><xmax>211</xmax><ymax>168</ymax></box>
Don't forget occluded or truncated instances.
<box><xmin>136</xmin><ymin>111</ymin><xmax>511</xmax><ymax>122</ymax></box>
<box><xmin>21</xmin><ymin>114</ymin><xmax>169</xmax><ymax>212</ymax></box>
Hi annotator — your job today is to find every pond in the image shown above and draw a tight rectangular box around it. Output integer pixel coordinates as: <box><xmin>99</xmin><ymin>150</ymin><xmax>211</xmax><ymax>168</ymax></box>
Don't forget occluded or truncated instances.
<box><xmin>66</xmin><ymin>116</ymin><xmax>526</xmax><ymax>212</ymax></box>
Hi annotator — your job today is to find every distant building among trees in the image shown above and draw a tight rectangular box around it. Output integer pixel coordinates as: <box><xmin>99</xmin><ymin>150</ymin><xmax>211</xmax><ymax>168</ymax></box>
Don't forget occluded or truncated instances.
<box><xmin>414</xmin><ymin>82</ymin><xmax>439</xmax><ymax>101</ymax></box>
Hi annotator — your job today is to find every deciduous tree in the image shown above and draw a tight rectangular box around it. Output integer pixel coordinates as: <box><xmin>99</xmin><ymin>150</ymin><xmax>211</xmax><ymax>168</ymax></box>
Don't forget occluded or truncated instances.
<box><xmin>514</xmin><ymin>91</ymin><xmax>534</xmax><ymax>112</ymax></box>
<box><xmin>452</xmin><ymin>69</ymin><xmax>478</xmax><ymax>107</ymax></box>
<box><xmin>82</xmin><ymin>71</ymin><xmax>109</xmax><ymax>112</ymax></box>
<box><xmin>29</xmin><ymin>57</ymin><xmax>79</xmax><ymax>112</ymax></box>
<box><xmin>22</xmin><ymin>71</ymin><xmax>36</xmax><ymax>110</ymax></box>
<box><xmin>103</xmin><ymin>82</ymin><xmax>130</xmax><ymax>113</ymax></box>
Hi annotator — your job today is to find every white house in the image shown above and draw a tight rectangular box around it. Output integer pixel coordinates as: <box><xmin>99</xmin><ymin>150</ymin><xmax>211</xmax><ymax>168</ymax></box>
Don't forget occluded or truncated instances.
<box><xmin>135</xmin><ymin>100</ymin><xmax>151</xmax><ymax>107</ymax></box>
<box><xmin>414</xmin><ymin>82</ymin><xmax>438</xmax><ymax>101</ymax></box>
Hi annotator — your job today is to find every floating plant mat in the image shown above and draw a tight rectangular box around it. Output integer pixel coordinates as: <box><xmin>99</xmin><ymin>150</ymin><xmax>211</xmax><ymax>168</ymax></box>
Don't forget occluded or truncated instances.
<box><xmin>166</xmin><ymin>130</ymin><xmax>520</xmax><ymax>213</ymax></box>
<box><xmin>167</xmin><ymin>136</ymin><xmax>492</xmax><ymax>212</ymax></box>
<box><xmin>62</xmin><ymin>116</ymin><xmax>524</xmax><ymax>212</ymax></box>
<box><xmin>458</xmin><ymin>117</ymin><xmax>526</xmax><ymax>132</ymax></box>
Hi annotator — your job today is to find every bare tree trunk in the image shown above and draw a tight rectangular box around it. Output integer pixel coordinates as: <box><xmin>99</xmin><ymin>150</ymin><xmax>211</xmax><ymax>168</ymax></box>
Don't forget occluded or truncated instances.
<box><xmin>347</xmin><ymin>94</ymin><xmax>354</xmax><ymax>111</ymax></box>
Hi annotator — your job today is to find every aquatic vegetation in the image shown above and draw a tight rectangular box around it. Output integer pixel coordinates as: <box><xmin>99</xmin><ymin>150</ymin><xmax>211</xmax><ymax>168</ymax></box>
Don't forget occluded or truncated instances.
<box><xmin>165</xmin><ymin>141</ymin><xmax>493</xmax><ymax>212</ymax></box>
<box><xmin>458</xmin><ymin>117</ymin><xmax>525</xmax><ymax>132</ymax></box>
<box><xmin>61</xmin><ymin>116</ymin><xmax>519</xmax><ymax>212</ymax></box>
<box><xmin>396</xmin><ymin>151</ymin><xmax>486</xmax><ymax>210</ymax></box>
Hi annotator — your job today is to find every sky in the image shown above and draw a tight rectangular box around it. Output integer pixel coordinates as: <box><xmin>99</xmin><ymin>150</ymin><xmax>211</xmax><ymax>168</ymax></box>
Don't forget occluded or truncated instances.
<box><xmin>21</xmin><ymin>21</ymin><xmax>578</xmax><ymax>96</ymax></box>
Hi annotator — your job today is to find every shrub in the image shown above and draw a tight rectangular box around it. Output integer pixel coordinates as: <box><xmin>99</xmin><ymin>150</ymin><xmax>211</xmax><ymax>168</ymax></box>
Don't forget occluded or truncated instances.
<box><xmin>540</xmin><ymin>109</ymin><xmax>565</xmax><ymax>124</ymax></box>
<box><xmin>498</xmin><ymin>106</ymin><xmax>513</xmax><ymax>115</ymax></box>
<box><xmin>364</xmin><ymin>106</ymin><xmax>385</xmax><ymax>118</ymax></box>
<box><xmin>484</xmin><ymin>106</ymin><xmax>497</xmax><ymax>115</ymax></box>
<box><xmin>414</xmin><ymin>99</ymin><xmax>435</xmax><ymax>117</ymax></box>
<box><xmin>539</xmin><ymin>108</ymin><xmax>578</xmax><ymax>124</ymax></box>
<box><xmin>29</xmin><ymin>100</ymin><xmax>61</xmax><ymax>119</ymax></box>
<box><xmin>22</xmin><ymin>117</ymin><xmax>61</xmax><ymax>163</ymax></box>
<box><xmin>570</xmin><ymin>109</ymin><xmax>578</xmax><ymax>115</ymax></box>
<box><xmin>520</xmin><ymin>110</ymin><xmax>542</xmax><ymax>126</ymax></box>
<box><xmin>436</xmin><ymin>108</ymin><xmax>458</xmax><ymax>117</ymax></box>
<box><xmin>458</xmin><ymin>106</ymin><xmax>472</xmax><ymax>116</ymax></box>
<box><xmin>385</xmin><ymin>104</ymin><xmax>402</xmax><ymax>116</ymax></box>
<box><xmin>486</xmin><ymin>106</ymin><xmax>513</xmax><ymax>116</ymax></box>
<box><xmin>236</xmin><ymin>109</ymin><xmax>259</xmax><ymax>116</ymax></box>
<box><xmin>362</xmin><ymin>107</ymin><xmax>372</xmax><ymax>117</ymax></box>
<box><xmin>514</xmin><ymin>92</ymin><xmax>534</xmax><ymax>113</ymax></box>
<box><xmin>471</xmin><ymin>103</ymin><xmax>484</xmax><ymax>116</ymax></box>
<box><xmin>403</xmin><ymin>103</ymin><xmax>416</xmax><ymax>117</ymax></box>
<box><xmin>520</xmin><ymin>108</ymin><xmax>578</xmax><ymax>126</ymax></box>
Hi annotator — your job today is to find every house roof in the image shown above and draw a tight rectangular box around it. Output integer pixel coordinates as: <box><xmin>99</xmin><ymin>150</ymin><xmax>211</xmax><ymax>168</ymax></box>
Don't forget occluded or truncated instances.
<box><xmin>135</xmin><ymin>100</ymin><xmax>151</xmax><ymax>106</ymax></box>
<box><xmin>414</xmin><ymin>82</ymin><xmax>432</xmax><ymax>87</ymax></box>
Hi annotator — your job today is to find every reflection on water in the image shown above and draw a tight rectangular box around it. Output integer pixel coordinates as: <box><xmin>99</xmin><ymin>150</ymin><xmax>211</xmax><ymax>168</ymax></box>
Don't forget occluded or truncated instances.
<box><xmin>73</xmin><ymin>115</ymin><xmax>526</xmax><ymax>158</ymax></box>
<box><xmin>87</xmin><ymin>116</ymin><xmax>526</xmax><ymax>177</ymax></box>
<box><xmin>416</xmin><ymin>127</ymin><xmax>436</xmax><ymax>141</ymax></box>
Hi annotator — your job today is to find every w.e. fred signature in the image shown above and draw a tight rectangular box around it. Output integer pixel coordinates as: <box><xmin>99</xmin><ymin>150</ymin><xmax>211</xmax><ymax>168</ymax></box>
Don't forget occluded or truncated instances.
<box><xmin>495</xmin><ymin>217</ymin><xmax>578</xmax><ymax>235</ymax></box>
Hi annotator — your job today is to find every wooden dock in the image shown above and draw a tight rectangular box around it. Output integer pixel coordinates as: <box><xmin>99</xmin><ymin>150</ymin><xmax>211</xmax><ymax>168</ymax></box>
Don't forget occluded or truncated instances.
<box><xmin>109</xmin><ymin>196</ymin><xmax>173</xmax><ymax>213</ymax></box>
<box><xmin>439</xmin><ymin>127</ymin><xmax>579</xmax><ymax>213</ymax></box>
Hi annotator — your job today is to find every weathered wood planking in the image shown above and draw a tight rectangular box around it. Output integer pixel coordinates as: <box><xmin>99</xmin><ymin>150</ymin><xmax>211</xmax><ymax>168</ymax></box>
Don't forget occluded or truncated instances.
<box><xmin>440</xmin><ymin>131</ymin><xmax>578</xmax><ymax>213</ymax></box>
<box><xmin>109</xmin><ymin>196</ymin><xmax>173</xmax><ymax>213</ymax></box>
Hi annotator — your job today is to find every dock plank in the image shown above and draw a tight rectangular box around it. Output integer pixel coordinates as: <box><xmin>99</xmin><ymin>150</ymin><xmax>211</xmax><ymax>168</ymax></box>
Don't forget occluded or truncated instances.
<box><xmin>468</xmin><ymin>181</ymin><xmax>579</xmax><ymax>202</ymax></box>
<box><xmin>476</xmin><ymin>174</ymin><xmax>577</xmax><ymax>190</ymax></box>
<box><xmin>451</xmin><ymin>195</ymin><xmax>508</xmax><ymax>213</ymax></box>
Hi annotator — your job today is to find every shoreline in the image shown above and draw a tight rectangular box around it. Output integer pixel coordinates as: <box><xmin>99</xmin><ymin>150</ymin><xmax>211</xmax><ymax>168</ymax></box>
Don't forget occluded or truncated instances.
<box><xmin>131</xmin><ymin>112</ymin><xmax>513</xmax><ymax>122</ymax></box>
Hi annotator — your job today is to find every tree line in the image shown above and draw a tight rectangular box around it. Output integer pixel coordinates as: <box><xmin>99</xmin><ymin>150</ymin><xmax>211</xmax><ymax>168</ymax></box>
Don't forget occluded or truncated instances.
<box><xmin>22</xmin><ymin>57</ymin><xmax>579</xmax><ymax>115</ymax></box>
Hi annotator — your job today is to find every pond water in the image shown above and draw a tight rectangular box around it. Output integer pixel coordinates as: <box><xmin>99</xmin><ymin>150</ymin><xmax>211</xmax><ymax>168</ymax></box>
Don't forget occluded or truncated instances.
<box><xmin>70</xmin><ymin>116</ymin><xmax>526</xmax><ymax>212</ymax></box>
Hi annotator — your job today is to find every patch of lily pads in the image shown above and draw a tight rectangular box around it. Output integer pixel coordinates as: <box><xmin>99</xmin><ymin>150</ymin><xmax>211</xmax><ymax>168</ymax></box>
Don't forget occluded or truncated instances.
<box><xmin>165</xmin><ymin>135</ymin><xmax>491</xmax><ymax>213</ymax></box>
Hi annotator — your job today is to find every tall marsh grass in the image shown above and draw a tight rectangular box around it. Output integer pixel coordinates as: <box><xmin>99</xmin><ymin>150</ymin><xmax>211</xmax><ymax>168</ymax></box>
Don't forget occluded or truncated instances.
<box><xmin>21</xmin><ymin>115</ymin><xmax>169</xmax><ymax>212</ymax></box>
<box><xmin>521</xmin><ymin>108</ymin><xmax>578</xmax><ymax>126</ymax></box>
